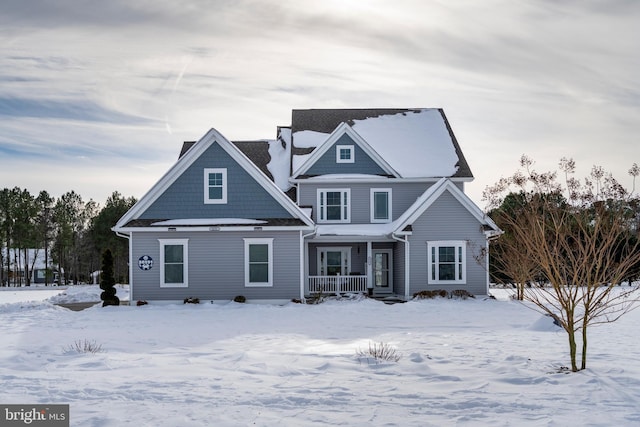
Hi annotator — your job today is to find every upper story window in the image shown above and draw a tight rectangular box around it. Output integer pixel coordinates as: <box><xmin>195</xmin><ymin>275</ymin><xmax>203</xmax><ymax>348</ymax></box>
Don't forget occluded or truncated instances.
<box><xmin>317</xmin><ymin>189</ymin><xmax>350</xmax><ymax>223</ymax></box>
<box><xmin>427</xmin><ymin>240</ymin><xmax>466</xmax><ymax>284</ymax></box>
<box><xmin>204</xmin><ymin>168</ymin><xmax>227</xmax><ymax>204</ymax></box>
<box><xmin>336</xmin><ymin>145</ymin><xmax>354</xmax><ymax>163</ymax></box>
<box><xmin>371</xmin><ymin>188</ymin><xmax>392</xmax><ymax>223</ymax></box>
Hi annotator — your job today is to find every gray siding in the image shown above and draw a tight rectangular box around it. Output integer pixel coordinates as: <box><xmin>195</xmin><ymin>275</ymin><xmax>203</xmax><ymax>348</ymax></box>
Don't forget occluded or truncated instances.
<box><xmin>298</xmin><ymin>182</ymin><xmax>434</xmax><ymax>224</ymax></box>
<box><xmin>140</xmin><ymin>143</ymin><xmax>293</xmax><ymax>220</ymax></box>
<box><xmin>130</xmin><ymin>230</ymin><xmax>301</xmax><ymax>301</ymax></box>
<box><xmin>407</xmin><ymin>191</ymin><xmax>488</xmax><ymax>295</ymax></box>
<box><xmin>305</xmin><ymin>134</ymin><xmax>387</xmax><ymax>176</ymax></box>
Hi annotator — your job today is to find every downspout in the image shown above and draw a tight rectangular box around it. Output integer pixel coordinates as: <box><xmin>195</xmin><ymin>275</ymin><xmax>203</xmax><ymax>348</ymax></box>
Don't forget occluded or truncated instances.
<box><xmin>391</xmin><ymin>233</ymin><xmax>410</xmax><ymax>299</ymax></box>
<box><xmin>300</xmin><ymin>228</ymin><xmax>316</xmax><ymax>302</ymax></box>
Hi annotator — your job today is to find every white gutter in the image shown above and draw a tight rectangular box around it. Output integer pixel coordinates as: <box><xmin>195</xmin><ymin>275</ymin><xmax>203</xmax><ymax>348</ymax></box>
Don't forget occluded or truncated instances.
<box><xmin>391</xmin><ymin>233</ymin><xmax>410</xmax><ymax>299</ymax></box>
<box><xmin>289</xmin><ymin>176</ymin><xmax>473</xmax><ymax>184</ymax></box>
<box><xmin>300</xmin><ymin>228</ymin><xmax>317</xmax><ymax>302</ymax></box>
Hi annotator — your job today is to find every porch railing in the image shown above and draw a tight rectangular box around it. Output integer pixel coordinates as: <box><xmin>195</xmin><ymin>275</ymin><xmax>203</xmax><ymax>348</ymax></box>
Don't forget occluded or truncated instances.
<box><xmin>308</xmin><ymin>275</ymin><xmax>368</xmax><ymax>294</ymax></box>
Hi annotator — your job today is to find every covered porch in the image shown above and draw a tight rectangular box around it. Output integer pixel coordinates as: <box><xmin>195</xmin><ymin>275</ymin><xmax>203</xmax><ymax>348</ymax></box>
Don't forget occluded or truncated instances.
<box><xmin>304</xmin><ymin>240</ymin><xmax>400</xmax><ymax>296</ymax></box>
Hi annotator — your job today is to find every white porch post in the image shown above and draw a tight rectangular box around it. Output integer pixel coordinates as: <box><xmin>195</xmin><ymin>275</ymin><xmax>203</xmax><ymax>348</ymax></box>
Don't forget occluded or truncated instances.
<box><xmin>404</xmin><ymin>237</ymin><xmax>410</xmax><ymax>299</ymax></box>
<box><xmin>367</xmin><ymin>241</ymin><xmax>373</xmax><ymax>295</ymax></box>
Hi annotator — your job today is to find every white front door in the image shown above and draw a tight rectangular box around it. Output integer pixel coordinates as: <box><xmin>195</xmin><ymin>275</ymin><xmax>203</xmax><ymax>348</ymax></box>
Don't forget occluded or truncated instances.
<box><xmin>318</xmin><ymin>247</ymin><xmax>351</xmax><ymax>276</ymax></box>
<box><xmin>373</xmin><ymin>249</ymin><xmax>393</xmax><ymax>294</ymax></box>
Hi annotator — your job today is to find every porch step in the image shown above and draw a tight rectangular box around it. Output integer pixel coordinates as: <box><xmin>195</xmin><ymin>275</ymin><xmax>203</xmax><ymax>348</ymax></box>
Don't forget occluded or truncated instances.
<box><xmin>372</xmin><ymin>295</ymin><xmax>408</xmax><ymax>305</ymax></box>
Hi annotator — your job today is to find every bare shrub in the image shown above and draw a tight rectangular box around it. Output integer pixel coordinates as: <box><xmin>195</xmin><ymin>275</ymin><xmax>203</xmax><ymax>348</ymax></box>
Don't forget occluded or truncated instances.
<box><xmin>413</xmin><ymin>289</ymin><xmax>449</xmax><ymax>299</ymax></box>
<box><xmin>451</xmin><ymin>289</ymin><xmax>475</xmax><ymax>299</ymax></box>
<box><xmin>356</xmin><ymin>341</ymin><xmax>402</xmax><ymax>364</ymax></box>
<box><xmin>63</xmin><ymin>339</ymin><xmax>105</xmax><ymax>354</ymax></box>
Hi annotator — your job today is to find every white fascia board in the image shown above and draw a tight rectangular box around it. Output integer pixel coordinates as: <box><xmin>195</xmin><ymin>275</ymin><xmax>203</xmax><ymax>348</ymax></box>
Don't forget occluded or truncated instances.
<box><xmin>393</xmin><ymin>178</ymin><xmax>500</xmax><ymax>234</ymax></box>
<box><xmin>213</xmin><ymin>131</ymin><xmax>315</xmax><ymax>228</ymax></box>
<box><xmin>114</xmin><ymin>128</ymin><xmax>221</xmax><ymax>229</ymax></box>
<box><xmin>291</xmin><ymin>123</ymin><xmax>399</xmax><ymax>178</ymax></box>
<box><xmin>112</xmin><ymin>226</ymin><xmax>314</xmax><ymax>233</ymax></box>
<box><xmin>115</xmin><ymin>128</ymin><xmax>314</xmax><ymax>229</ymax></box>
<box><xmin>289</xmin><ymin>176</ymin><xmax>471</xmax><ymax>184</ymax></box>
<box><xmin>392</xmin><ymin>178</ymin><xmax>447</xmax><ymax>232</ymax></box>
<box><xmin>309</xmin><ymin>235</ymin><xmax>396</xmax><ymax>243</ymax></box>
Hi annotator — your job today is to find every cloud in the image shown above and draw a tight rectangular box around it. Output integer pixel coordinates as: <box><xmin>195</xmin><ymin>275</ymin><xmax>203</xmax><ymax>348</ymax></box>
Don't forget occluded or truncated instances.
<box><xmin>0</xmin><ymin>0</ymin><xmax>638</xmax><ymax>207</ymax></box>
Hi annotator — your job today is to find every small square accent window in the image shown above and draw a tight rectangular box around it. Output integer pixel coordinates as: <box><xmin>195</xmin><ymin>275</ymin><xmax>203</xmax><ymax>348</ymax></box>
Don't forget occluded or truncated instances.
<box><xmin>336</xmin><ymin>145</ymin><xmax>354</xmax><ymax>163</ymax></box>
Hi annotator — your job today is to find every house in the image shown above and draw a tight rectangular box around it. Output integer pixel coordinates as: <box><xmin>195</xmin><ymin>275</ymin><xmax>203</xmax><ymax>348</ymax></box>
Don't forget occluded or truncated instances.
<box><xmin>113</xmin><ymin>109</ymin><xmax>501</xmax><ymax>303</ymax></box>
<box><xmin>1</xmin><ymin>248</ymin><xmax>57</xmax><ymax>286</ymax></box>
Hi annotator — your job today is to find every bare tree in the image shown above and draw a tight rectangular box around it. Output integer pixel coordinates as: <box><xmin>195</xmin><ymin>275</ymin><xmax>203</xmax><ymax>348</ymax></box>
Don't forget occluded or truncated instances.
<box><xmin>489</xmin><ymin>192</ymin><xmax>544</xmax><ymax>300</ymax></box>
<box><xmin>484</xmin><ymin>156</ymin><xmax>640</xmax><ymax>372</ymax></box>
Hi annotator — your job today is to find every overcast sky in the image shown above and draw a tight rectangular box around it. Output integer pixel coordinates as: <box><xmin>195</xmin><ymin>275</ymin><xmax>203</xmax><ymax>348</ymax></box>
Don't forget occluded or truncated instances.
<box><xmin>1</xmin><ymin>0</ymin><xmax>638</xmax><ymax>208</ymax></box>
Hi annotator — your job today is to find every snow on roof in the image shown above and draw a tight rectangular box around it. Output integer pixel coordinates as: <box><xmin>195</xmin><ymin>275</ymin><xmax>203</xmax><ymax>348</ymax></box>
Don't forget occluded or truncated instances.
<box><xmin>350</xmin><ymin>110</ymin><xmax>459</xmax><ymax>177</ymax></box>
<box><xmin>266</xmin><ymin>138</ymin><xmax>292</xmax><ymax>192</ymax></box>
<box><xmin>292</xmin><ymin>109</ymin><xmax>463</xmax><ymax>178</ymax></box>
<box><xmin>151</xmin><ymin>219</ymin><xmax>268</xmax><ymax>226</ymax></box>
<box><xmin>292</xmin><ymin>130</ymin><xmax>329</xmax><ymax>148</ymax></box>
<box><xmin>292</xmin><ymin>152</ymin><xmax>313</xmax><ymax>173</ymax></box>
<box><xmin>303</xmin><ymin>174</ymin><xmax>392</xmax><ymax>181</ymax></box>
<box><xmin>315</xmin><ymin>223</ymin><xmax>398</xmax><ymax>237</ymax></box>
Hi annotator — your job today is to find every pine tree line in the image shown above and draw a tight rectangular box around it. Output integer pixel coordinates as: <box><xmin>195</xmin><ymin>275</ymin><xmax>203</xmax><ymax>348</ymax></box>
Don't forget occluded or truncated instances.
<box><xmin>0</xmin><ymin>188</ymin><xmax>136</xmax><ymax>286</ymax></box>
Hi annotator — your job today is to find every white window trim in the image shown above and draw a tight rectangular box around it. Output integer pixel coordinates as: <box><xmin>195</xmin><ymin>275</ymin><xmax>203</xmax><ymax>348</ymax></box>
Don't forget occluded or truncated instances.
<box><xmin>427</xmin><ymin>240</ymin><xmax>466</xmax><ymax>284</ymax></box>
<box><xmin>159</xmin><ymin>238</ymin><xmax>189</xmax><ymax>288</ymax></box>
<box><xmin>204</xmin><ymin>168</ymin><xmax>227</xmax><ymax>204</ymax></box>
<box><xmin>317</xmin><ymin>189</ymin><xmax>351</xmax><ymax>223</ymax></box>
<box><xmin>317</xmin><ymin>247</ymin><xmax>352</xmax><ymax>276</ymax></box>
<box><xmin>370</xmin><ymin>188</ymin><xmax>392</xmax><ymax>223</ymax></box>
<box><xmin>244</xmin><ymin>238</ymin><xmax>274</xmax><ymax>287</ymax></box>
<box><xmin>336</xmin><ymin>145</ymin><xmax>355</xmax><ymax>163</ymax></box>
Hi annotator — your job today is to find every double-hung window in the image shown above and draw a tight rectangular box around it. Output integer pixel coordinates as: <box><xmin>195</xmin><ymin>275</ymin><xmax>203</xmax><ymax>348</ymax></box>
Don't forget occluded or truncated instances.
<box><xmin>370</xmin><ymin>188</ymin><xmax>392</xmax><ymax>223</ymax></box>
<box><xmin>336</xmin><ymin>145</ymin><xmax>354</xmax><ymax>163</ymax></box>
<box><xmin>244</xmin><ymin>238</ymin><xmax>273</xmax><ymax>287</ymax></box>
<box><xmin>427</xmin><ymin>241</ymin><xmax>466</xmax><ymax>284</ymax></box>
<box><xmin>317</xmin><ymin>189</ymin><xmax>350</xmax><ymax>223</ymax></box>
<box><xmin>204</xmin><ymin>168</ymin><xmax>227</xmax><ymax>204</ymax></box>
<box><xmin>159</xmin><ymin>239</ymin><xmax>189</xmax><ymax>287</ymax></box>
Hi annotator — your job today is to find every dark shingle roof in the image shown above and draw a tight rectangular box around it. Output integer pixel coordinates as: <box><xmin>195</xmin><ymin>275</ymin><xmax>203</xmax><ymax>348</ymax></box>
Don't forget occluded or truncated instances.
<box><xmin>232</xmin><ymin>140</ymin><xmax>273</xmax><ymax>181</ymax></box>
<box><xmin>179</xmin><ymin>141</ymin><xmax>197</xmax><ymax>158</ymax></box>
<box><xmin>291</xmin><ymin>109</ymin><xmax>415</xmax><ymax>134</ymax></box>
<box><xmin>179</xmin><ymin>139</ymin><xmax>274</xmax><ymax>180</ymax></box>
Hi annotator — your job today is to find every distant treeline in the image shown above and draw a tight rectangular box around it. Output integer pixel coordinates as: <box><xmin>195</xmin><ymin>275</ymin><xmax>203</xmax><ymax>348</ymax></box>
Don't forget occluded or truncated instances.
<box><xmin>0</xmin><ymin>187</ymin><xmax>136</xmax><ymax>286</ymax></box>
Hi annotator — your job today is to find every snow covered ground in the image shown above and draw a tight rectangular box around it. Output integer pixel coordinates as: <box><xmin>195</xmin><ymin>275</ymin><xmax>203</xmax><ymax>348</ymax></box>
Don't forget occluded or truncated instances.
<box><xmin>1</xmin><ymin>286</ymin><xmax>639</xmax><ymax>426</ymax></box>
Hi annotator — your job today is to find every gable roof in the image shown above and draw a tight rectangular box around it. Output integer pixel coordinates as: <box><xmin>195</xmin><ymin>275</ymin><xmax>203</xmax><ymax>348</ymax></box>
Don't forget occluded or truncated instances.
<box><xmin>114</xmin><ymin>128</ymin><xmax>314</xmax><ymax>231</ymax></box>
<box><xmin>291</xmin><ymin>109</ymin><xmax>473</xmax><ymax>179</ymax></box>
<box><xmin>291</xmin><ymin>122</ymin><xmax>399</xmax><ymax>178</ymax></box>
<box><xmin>393</xmin><ymin>178</ymin><xmax>500</xmax><ymax>236</ymax></box>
